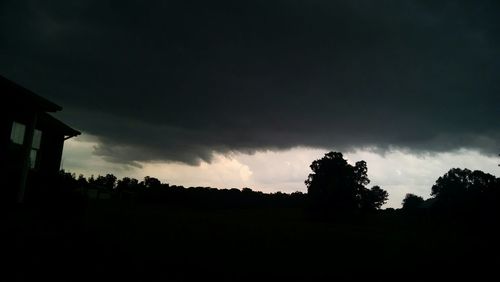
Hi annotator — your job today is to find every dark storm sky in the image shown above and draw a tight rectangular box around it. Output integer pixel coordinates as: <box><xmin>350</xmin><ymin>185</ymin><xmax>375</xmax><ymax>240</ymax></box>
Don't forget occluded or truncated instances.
<box><xmin>1</xmin><ymin>0</ymin><xmax>499</xmax><ymax>165</ymax></box>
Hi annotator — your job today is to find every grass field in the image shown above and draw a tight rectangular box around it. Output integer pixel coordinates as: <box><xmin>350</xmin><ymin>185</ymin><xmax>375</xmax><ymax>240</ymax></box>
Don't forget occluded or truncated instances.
<box><xmin>4</xmin><ymin>200</ymin><xmax>499</xmax><ymax>281</ymax></box>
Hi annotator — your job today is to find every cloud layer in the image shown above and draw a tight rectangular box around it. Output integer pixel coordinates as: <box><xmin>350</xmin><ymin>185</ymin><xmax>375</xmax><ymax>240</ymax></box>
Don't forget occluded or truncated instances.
<box><xmin>2</xmin><ymin>0</ymin><xmax>499</xmax><ymax>164</ymax></box>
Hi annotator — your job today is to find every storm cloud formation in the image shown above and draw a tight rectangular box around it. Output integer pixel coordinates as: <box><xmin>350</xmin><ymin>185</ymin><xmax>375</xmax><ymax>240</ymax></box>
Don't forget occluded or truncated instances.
<box><xmin>1</xmin><ymin>0</ymin><xmax>499</xmax><ymax>165</ymax></box>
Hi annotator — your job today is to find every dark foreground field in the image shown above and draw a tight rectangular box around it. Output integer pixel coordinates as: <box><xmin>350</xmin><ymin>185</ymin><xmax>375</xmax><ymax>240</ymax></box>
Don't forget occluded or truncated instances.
<box><xmin>4</xmin><ymin>201</ymin><xmax>499</xmax><ymax>281</ymax></box>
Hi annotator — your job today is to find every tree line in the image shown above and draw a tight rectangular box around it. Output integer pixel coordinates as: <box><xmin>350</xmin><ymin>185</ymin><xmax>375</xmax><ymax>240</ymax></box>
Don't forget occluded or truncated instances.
<box><xmin>51</xmin><ymin>151</ymin><xmax>499</xmax><ymax>219</ymax></box>
<box><xmin>55</xmin><ymin>172</ymin><xmax>306</xmax><ymax>209</ymax></box>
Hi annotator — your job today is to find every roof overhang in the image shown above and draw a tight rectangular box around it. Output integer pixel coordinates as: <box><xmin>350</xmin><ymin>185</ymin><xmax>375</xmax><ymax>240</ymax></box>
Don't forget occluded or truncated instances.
<box><xmin>1</xmin><ymin>75</ymin><xmax>62</xmax><ymax>112</ymax></box>
<box><xmin>38</xmin><ymin>113</ymin><xmax>81</xmax><ymax>139</ymax></box>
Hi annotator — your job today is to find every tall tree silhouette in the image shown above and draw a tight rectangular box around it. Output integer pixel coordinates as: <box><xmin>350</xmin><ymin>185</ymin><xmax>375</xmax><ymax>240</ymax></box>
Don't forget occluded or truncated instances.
<box><xmin>305</xmin><ymin>151</ymin><xmax>388</xmax><ymax>213</ymax></box>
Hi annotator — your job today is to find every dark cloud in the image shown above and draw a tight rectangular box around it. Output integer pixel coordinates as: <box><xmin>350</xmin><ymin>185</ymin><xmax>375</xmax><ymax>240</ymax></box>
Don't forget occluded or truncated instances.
<box><xmin>1</xmin><ymin>0</ymin><xmax>499</xmax><ymax>165</ymax></box>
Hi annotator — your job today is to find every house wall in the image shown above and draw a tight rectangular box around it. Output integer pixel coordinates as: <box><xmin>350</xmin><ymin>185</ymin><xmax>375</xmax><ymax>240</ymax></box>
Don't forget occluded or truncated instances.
<box><xmin>1</xmin><ymin>115</ymin><xmax>13</xmax><ymax>169</ymax></box>
<box><xmin>2</xmin><ymin>107</ymin><xmax>37</xmax><ymax>200</ymax></box>
<box><xmin>2</xmin><ymin>77</ymin><xmax>77</xmax><ymax>203</ymax></box>
<box><xmin>39</xmin><ymin>130</ymin><xmax>65</xmax><ymax>176</ymax></box>
<box><xmin>25</xmin><ymin>128</ymin><xmax>66</xmax><ymax>202</ymax></box>
<box><xmin>2</xmin><ymin>108</ymin><xmax>67</xmax><ymax>203</ymax></box>
<box><xmin>1</xmin><ymin>114</ymin><xmax>18</xmax><ymax>203</ymax></box>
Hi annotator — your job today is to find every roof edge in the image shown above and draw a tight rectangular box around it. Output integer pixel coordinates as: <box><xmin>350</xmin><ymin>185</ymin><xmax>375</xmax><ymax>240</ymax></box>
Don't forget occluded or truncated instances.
<box><xmin>0</xmin><ymin>74</ymin><xmax>63</xmax><ymax>112</ymax></box>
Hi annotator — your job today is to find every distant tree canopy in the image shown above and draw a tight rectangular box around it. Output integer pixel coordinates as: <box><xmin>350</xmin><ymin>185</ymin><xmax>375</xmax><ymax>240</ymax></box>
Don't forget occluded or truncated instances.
<box><xmin>90</xmin><ymin>174</ymin><xmax>117</xmax><ymax>189</ymax></box>
<box><xmin>305</xmin><ymin>151</ymin><xmax>388</xmax><ymax>213</ymax></box>
<box><xmin>431</xmin><ymin>168</ymin><xmax>500</xmax><ymax>216</ymax></box>
<box><xmin>55</xmin><ymin>170</ymin><xmax>306</xmax><ymax>209</ymax></box>
<box><xmin>401</xmin><ymin>193</ymin><xmax>424</xmax><ymax>210</ymax></box>
<box><xmin>360</xmin><ymin>185</ymin><xmax>389</xmax><ymax>211</ymax></box>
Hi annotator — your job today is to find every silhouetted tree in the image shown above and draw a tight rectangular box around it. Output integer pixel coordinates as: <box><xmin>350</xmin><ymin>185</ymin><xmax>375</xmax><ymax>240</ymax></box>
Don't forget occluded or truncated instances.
<box><xmin>305</xmin><ymin>151</ymin><xmax>388</xmax><ymax>213</ymax></box>
<box><xmin>93</xmin><ymin>174</ymin><xmax>117</xmax><ymax>189</ymax></box>
<box><xmin>242</xmin><ymin>187</ymin><xmax>253</xmax><ymax>193</ymax></box>
<box><xmin>360</xmin><ymin>185</ymin><xmax>389</xmax><ymax>211</ymax></box>
<box><xmin>402</xmin><ymin>193</ymin><xmax>424</xmax><ymax>210</ymax></box>
<box><xmin>116</xmin><ymin>177</ymin><xmax>139</xmax><ymax>191</ymax></box>
<box><xmin>77</xmin><ymin>174</ymin><xmax>88</xmax><ymax>187</ymax></box>
<box><xmin>88</xmin><ymin>175</ymin><xmax>95</xmax><ymax>186</ymax></box>
<box><xmin>431</xmin><ymin>168</ymin><xmax>500</xmax><ymax>217</ymax></box>
<box><xmin>142</xmin><ymin>176</ymin><xmax>162</xmax><ymax>189</ymax></box>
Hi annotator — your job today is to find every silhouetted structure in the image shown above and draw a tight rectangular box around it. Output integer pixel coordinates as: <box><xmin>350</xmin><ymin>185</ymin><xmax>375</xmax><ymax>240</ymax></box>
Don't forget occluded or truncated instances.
<box><xmin>1</xmin><ymin>75</ymin><xmax>80</xmax><ymax>203</ymax></box>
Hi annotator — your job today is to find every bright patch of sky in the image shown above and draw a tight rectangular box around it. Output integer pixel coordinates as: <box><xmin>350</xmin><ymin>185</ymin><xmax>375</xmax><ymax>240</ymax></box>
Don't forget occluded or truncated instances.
<box><xmin>63</xmin><ymin>134</ymin><xmax>499</xmax><ymax>208</ymax></box>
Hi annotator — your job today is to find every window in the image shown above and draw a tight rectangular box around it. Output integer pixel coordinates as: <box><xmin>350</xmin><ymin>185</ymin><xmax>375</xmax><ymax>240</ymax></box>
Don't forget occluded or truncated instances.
<box><xmin>30</xmin><ymin>129</ymin><xmax>42</xmax><ymax>169</ymax></box>
<box><xmin>32</xmin><ymin>129</ymin><xmax>42</xmax><ymax>149</ymax></box>
<box><xmin>10</xmin><ymin>121</ymin><xmax>26</xmax><ymax>145</ymax></box>
<box><xmin>29</xmin><ymin>149</ymin><xmax>38</xmax><ymax>169</ymax></box>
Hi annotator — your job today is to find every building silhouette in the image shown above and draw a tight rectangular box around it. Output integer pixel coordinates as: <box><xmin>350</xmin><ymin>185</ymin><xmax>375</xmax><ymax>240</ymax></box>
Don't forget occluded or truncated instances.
<box><xmin>1</xmin><ymin>75</ymin><xmax>80</xmax><ymax>203</ymax></box>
